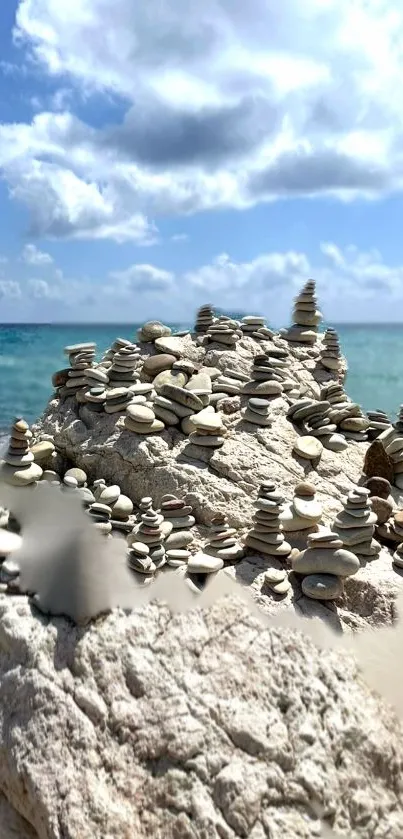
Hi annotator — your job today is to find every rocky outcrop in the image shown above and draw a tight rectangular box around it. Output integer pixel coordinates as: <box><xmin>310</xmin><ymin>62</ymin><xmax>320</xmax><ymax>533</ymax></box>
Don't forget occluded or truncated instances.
<box><xmin>0</xmin><ymin>594</ymin><xmax>402</xmax><ymax>839</ymax></box>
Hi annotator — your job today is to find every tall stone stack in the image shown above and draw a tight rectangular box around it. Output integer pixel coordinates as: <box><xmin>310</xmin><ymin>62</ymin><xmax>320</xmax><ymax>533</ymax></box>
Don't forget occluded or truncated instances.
<box><xmin>378</xmin><ymin>407</ymin><xmax>403</xmax><ymax>489</ymax></box>
<box><xmin>320</xmin><ymin>328</ymin><xmax>342</xmax><ymax>373</ymax></box>
<box><xmin>332</xmin><ymin>486</ymin><xmax>381</xmax><ymax>560</ymax></box>
<box><xmin>194</xmin><ymin>304</ymin><xmax>215</xmax><ymax>335</ymax></box>
<box><xmin>282</xmin><ymin>280</ymin><xmax>322</xmax><ymax>344</ymax></box>
<box><xmin>63</xmin><ymin>342</ymin><xmax>97</xmax><ymax>398</ymax></box>
<box><xmin>244</xmin><ymin>481</ymin><xmax>292</xmax><ymax>559</ymax></box>
<box><xmin>0</xmin><ymin>418</ymin><xmax>43</xmax><ymax>487</ymax></box>
<box><xmin>242</xmin><ymin>354</ymin><xmax>284</xmax><ymax>399</ymax></box>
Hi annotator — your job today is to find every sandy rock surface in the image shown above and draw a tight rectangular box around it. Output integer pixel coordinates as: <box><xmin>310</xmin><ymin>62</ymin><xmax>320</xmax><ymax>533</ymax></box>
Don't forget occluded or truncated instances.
<box><xmin>0</xmin><ymin>595</ymin><xmax>402</xmax><ymax>839</ymax></box>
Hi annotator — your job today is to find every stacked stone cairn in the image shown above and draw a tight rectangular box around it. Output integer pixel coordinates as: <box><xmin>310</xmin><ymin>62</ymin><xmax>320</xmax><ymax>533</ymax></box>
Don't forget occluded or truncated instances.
<box><xmin>378</xmin><ymin>407</ymin><xmax>403</xmax><ymax>489</ymax></box>
<box><xmin>242</xmin><ymin>353</ymin><xmax>284</xmax><ymax>399</ymax></box>
<box><xmin>160</xmin><ymin>495</ymin><xmax>195</xmax><ymax>553</ymax></box>
<box><xmin>0</xmin><ymin>418</ymin><xmax>43</xmax><ymax>487</ymax></box>
<box><xmin>319</xmin><ymin>328</ymin><xmax>343</xmax><ymax>373</ymax></box>
<box><xmin>244</xmin><ymin>481</ymin><xmax>292</xmax><ymax>559</ymax></box>
<box><xmin>282</xmin><ymin>279</ymin><xmax>322</xmax><ymax>344</ymax></box>
<box><xmin>287</xmin><ymin>398</ymin><xmax>345</xmax><ymax>455</ymax></box>
<box><xmin>366</xmin><ymin>409</ymin><xmax>391</xmax><ymax>441</ymax></box>
<box><xmin>188</xmin><ymin>408</ymin><xmax>227</xmax><ymax>448</ymax></box>
<box><xmin>125</xmin><ymin>401</ymin><xmax>164</xmax><ymax>435</ymax></box>
<box><xmin>203</xmin><ymin>512</ymin><xmax>244</xmax><ymax>561</ymax></box>
<box><xmin>206</xmin><ymin>316</ymin><xmax>242</xmax><ymax>347</ymax></box>
<box><xmin>240</xmin><ymin>316</ymin><xmax>274</xmax><ymax>340</ymax></box>
<box><xmin>194</xmin><ymin>304</ymin><xmax>215</xmax><ymax>335</ymax></box>
<box><xmin>107</xmin><ymin>341</ymin><xmax>141</xmax><ymax>387</ymax></box>
<box><xmin>88</xmin><ymin>501</ymin><xmax>112</xmax><ymax>537</ymax></box>
<box><xmin>128</xmin><ymin>497</ymin><xmax>167</xmax><ymax>573</ymax></box>
<box><xmin>280</xmin><ymin>482</ymin><xmax>323</xmax><ymax>532</ymax></box>
<box><xmin>96</xmin><ymin>482</ymin><xmax>133</xmax><ymax>531</ymax></box>
<box><xmin>332</xmin><ymin>486</ymin><xmax>380</xmax><ymax>560</ymax></box>
<box><xmin>320</xmin><ymin>383</ymin><xmax>369</xmax><ymax>442</ymax></box>
<box><xmin>292</xmin><ymin>529</ymin><xmax>360</xmax><ymax>601</ymax></box>
<box><xmin>64</xmin><ymin>343</ymin><xmax>96</xmax><ymax>398</ymax></box>
<box><xmin>241</xmin><ymin>397</ymin><xmax>272</xmax><ymax>427</ymax></box>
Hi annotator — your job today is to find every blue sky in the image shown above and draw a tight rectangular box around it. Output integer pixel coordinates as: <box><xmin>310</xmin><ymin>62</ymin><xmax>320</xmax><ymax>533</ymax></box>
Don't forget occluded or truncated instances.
<box><xmin>1</xmin><ymin>0</ymin><xmax>403</xmax><ymax>323</ymax></box>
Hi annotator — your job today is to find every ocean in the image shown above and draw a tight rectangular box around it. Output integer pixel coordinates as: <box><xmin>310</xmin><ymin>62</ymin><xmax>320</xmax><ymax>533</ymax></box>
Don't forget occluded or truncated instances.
<box><xmin>0</xmin><ymin>323</ymin><xmax>401</xmax><ymax>437</ymax></box>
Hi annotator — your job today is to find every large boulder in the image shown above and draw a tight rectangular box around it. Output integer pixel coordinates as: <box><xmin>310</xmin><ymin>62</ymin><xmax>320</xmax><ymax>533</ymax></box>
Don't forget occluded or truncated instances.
<box><xmin>0</xmin><ymin>594</ymin><xmax>402</xmax><ymax>838</ymax></box>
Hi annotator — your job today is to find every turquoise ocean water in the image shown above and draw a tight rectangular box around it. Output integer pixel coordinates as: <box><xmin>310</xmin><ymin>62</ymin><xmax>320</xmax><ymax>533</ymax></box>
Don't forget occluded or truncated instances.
<box><xmin>0</xmin><ymin>323</ymin><xmax>402</xmax><ymax>435</ymax></box>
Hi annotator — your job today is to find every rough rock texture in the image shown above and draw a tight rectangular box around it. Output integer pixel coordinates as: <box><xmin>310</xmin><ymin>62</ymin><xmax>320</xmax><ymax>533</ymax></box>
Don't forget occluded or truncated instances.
<box><xmin>34</xmin><ymin>333</ymin><xmax>403</xmax><ymax>631</ymax></box>
<box><xmin>0</xmin><ymin>594</ymin><xmax>403</xmax><ymax>839</ymax></box>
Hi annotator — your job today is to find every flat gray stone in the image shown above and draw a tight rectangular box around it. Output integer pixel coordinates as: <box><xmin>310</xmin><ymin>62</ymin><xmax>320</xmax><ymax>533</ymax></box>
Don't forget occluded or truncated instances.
<box><xmin>302</xmin><ymin>573</ymin><xmax>343</xmax><ymax>600</ymax></box>
<box><xmin>292</xmin><ymin>547</ymin><xmax>360</xmax><ymax>577</ymax></box>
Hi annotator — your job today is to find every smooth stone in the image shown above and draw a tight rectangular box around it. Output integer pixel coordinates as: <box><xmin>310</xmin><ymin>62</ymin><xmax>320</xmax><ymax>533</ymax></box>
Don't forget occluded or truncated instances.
<box><xmin>242</xmin><ymin>381</ymin><xmax>283</xmax><ymax>396</ymax></box>
<box><xmin>334</xmin><ymin>510</ymin><xmax>377</xmax><ymax>528</ymax></box>
<box><xmin>365</xmin><ymin>477</ymin><xmax>391</xmax><ymax>498</ymax></box>
<box><xmin>154</xmin><ymin>395</ymin><xmax>194</xmax><ymax>419</ymax></box>
<box><xmin>363</xmin><ymin>440</ymin><xmax>395</xmax><ymax>483</ymax></box>
<box><xmin>168</xmin><ymin>515</ymin><xmax>195</xmax><ymax>529</ymax></box>
<box><xmin>5</xmin><ymin>450</ymin><xmax>35</xmax><ymax>466</ymax></box>
<box><xmin>128</xmin><ymin>383</ymin><xmax>154</xmax><ymax>395</ymax></box>
<box><xmin>278</xmin><ymin>504</ymin><xmax>318</xmax><ymax>532</ymax></box>
<box><xmin>188</xmin><ymin>433</ymin><xmax>224</xmax><ymax>448</ymax></box>
<box><xmin>308</xmin><ymin>531</ymin><xmax>342</xmax><ymax>546</ymax></box>
<box><xmin>139</xmin><ymin>321</ymin><xmax>172</xmax><ymax>342</ymax></box>
<box><xmin>217</xmin><ymin>545</ymin><xmax>245</xmax><ymax>560</ymax></box>
<box><xmin>193</xmin><ymin>413</ymin><xmax>224</xmax><ymax>433</ymax></box>
<box><xmin>241</xmin><ymin>409</ymin><xmax>271</xmax><ymax>426</ymax></box>
<box><xmin>143</xmin><ymin>354</ymin><xmax>176</xmax><ymax>375</ymax></box>
<box><xmin>295</xmin><ymin>481</ymin><xmax>316</xmax><ymax>497</ymax></box>
<box><xmin>164</xmin><ymin>531</ymin><xmax>194</xmax><ymax>549</ymax></box>
<box><xmin>0</xmin><ymin>461</ymin><xmax>43</xmax><ymax>486</ymax></box>
<box><xmin>245</xmin><ymin>535</ymin><xmax>291</xmax><ymax>557</ymax></box>
<box><xmin>324</xmin><ymin>434</ymin><xmax>349</xmax><ymax>452</ymax></box>
<box><xmin>293</xmin><ymin>436</ymin><xmax>323</xmax><ymax>460</ymax></box>
<box><xmin>166</xmin><ymin>549</ymin><xmax>191</xmax><ymax>561</ymax></box>
<box><xmin>126</xmin><ymin>404</ymin><xmax>155</xmax><ymax>423</ymax></box>
<box><xmin>186</xmin><ymin>372</ymin><xmax>212</xmax><ymax>392</ymax></box>
<box><xmin>269</xmin><ymin>578</ymin><xmax>291</xmax><ymax>595</ymax></box>
<box><xmin>154</xmin><ymin>405</ymin><xmax>180</xmax><ymax>426</ymax></box>
<box><xmin>30</xmin><ymin>440</ymin><xmax>55</xmax><ymax>463</ymax></box>
<box><xmin>153</xmin><ymin>369</ymin><xmax>188</xmax><ymax>392</ymax></box>
<box><xmin>99</xmin><ymin>485</ymin><xmax>121</xmax><ymax>505</ymax></box>
<box><xmin>188</xmin><ymin>552</ymin><xmax>224</xmax><ymax>573</ymax></box>
<box><xmin>292</xmin><ymin>547</ymin><xmax>359</xmax><ymax>576</ymax></box>
<box><xmin>340</xmin><ymin>417</ymin><xmax>370</xmax><ymax>432</ymax></box>
<box><xmin>333</xmin><ymin>526</ymin><xmax>374</xmax><ymax>546</ymax></box>
<box><xmin>302</xmin><ymin>574</ymin><xmax>343</xmax><ymax>601</ymax></box>
<box><xmin>65</xmin><ymin>467</ymin><xmax>87</xmax><ymax>486</ymax></box>
<box><xmin>154</xmin><ymin>336</ymin><xmax>183</xmax><ymax>357</ymax></box>
<box><xmin>63</xmin><ymin>475</ymin><xmax>78</xmax><ymax>488</ymax></box>
<box><xmin>161</xmin><ymin>384</ymin><xmax>203</xmax><ymax>411</ymax></box>
<box><xmin>163</xmin><ymin>506</ymin><xmax>193</xmax><ymax>518</ymax></box>
<box><xmin>264</xmin><ymin>567</ymin><xmax>287</xmax><ymax>585</ymax></box>
<box><xmin>41</xmin><ymin>470</ymin><xmax>60</xmax><ymax>483</ymax></box>
<box><xmin>124</xmin><ymin>417</ymin><xmax>164</xmax><ymax>434</ymax></box>
<box><xmin>292</xmin><ymin>496</ymin><xmax>322</xmax><ymax>521</ymax></box>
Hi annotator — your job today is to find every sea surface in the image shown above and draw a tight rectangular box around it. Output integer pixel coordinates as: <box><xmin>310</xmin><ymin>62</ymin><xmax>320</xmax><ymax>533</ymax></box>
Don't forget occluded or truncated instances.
<box><xmin>0</xmin><ymin>323</ymin><xmax>401</xmax><ymax>439</ymax></box>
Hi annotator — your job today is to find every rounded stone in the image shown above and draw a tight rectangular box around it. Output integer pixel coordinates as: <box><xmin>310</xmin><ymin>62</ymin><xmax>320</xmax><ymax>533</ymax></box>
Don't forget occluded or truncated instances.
<box><xmin>187</xmin><ymin>552</ymin><xmax>224</xmax><ymax>573</ymax></box>
<box><xmin>292</xmin><ymin>547</ymin><xmax>360</xmax><ymax>577</ymax></box>
<box><xmin>264</xmin><ymin>567</ymin><xmax>287</xmax><ymax>585</ymax></box>
<box><xmin>363</xmin><ymin>440</ymin><xmax>394</xmax><ymax>483</ymax></box>
<box><xmin>153</xmin><ymin>370</ymin><xmax>188</xmax><ymax>392</ymax></box>
<box><xmin>63</xmin><ymin>475</ymin><xmax>78</xmax><ymax>488</ymax></box>
<box><xmin>293</xmin><ymin>436</ymin><xmax>323</xmax><ymax>460</ymax></box>
<box><xmin>154</xmin><ymin>336</ymin><xmax>183</xmax><ymax>357</ymax></box>
<box><xmin>292</xmin><ymin>496</ymin><xmax>322</xmax><ymax>521</ymax></box>
<box><xmin>270</xmin><ymin>578</ymin><xmax>291</xmax><ymax>595</ymax></box>
<box><xmin>302</xmin><ymin>573</ymin><xmax>343</xmax><ymax>600</ymax></box>
<box><xmin>126</xmin><ymin>404</ymin><xmax>155</xmax><ymax>424</ymax></box>
<box><xmin>65</xmin><ymin>467</ymin><xmax>87</xmax><ymax>487</ymax></box>
<box><xmin>0</xmin><ymin>461</ymin><xmax>43</xmax><ymax>486</ymax></box>
<box><xmin>30</xmin><ymin>440</ymin><xmax>55</xmax><ymax>463</ymax></box>
<box><xmin>99</xmin><ymin>485</ymin><xmax>121</xmax><ymax>505</ymax></box>
<box><xmin>124</xmin><ymin>417</ymin><xmax>164</xmax><ymax>434</ymax></box>
<box><xmin>365</xmin><ymin>477</ymin><xmax>391</xmax><ymax>499</ymax></box>
<box><xmin>295</xmin><ymin>482</ymin><xmax>316</xmax><ymax>498</ymax></box>
<box><xmin>370</xmin><ymin>496</ymin><xmax>393</xmax><ymax>525</ymax></box>
<box><xmin>139</xmin><ymin>321</ymin><xmax>172</xmax><ymax>342</ymax></box>
<box><xmin>164</xmin><ymin>531</ymin><xmax>194</xmax><ymax>549</ymax></box>
<box><xmin>130</xmin><ymin>541</ymin><xmax>150</xmax><ymax>557</ymax></box>
<box><xmin>143</xmin><ymin>354</ymin><xmax>176</xmax><ymax>375</ymax></box>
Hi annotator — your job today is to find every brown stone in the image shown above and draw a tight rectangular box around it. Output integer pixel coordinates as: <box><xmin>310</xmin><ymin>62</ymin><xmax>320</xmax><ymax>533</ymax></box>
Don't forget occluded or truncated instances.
<box><xmin>370</xmin><ymin>496</ymin><xmax>393</xmax><ymax>525</ymax></box>
<box><xmin>295</xmin><ymin>481</ymin><xmax>316</xmax><ymax>498</ymax></box>
<box><xmin>52</xmin><ymin>368</ymin><xmax>70</xmax><ymax>388</ymax></box>
<box><xmin>394</xmin><ymin>511</ymin><xmax>403</xmax><ymax>526</ymax></box>
<box><xmin>143</xmin><ymin>354</ymin><xmax>176</xmax><ymax>376</ymax></box>
<box><xmin>365</xmin><ymin>476</ymin><xmax>391</xmax><ymax>499</ymax></box>
<box><xmin>363</xmin><ymin>440</ymin><xmax>394</xmax><ymax>483</ymax></box>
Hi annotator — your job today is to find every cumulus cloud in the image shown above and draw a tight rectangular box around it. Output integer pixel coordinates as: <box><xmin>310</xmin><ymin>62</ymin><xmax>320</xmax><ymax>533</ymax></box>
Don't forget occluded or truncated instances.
<box><xmin>0</xmin><ymin>280</ymin><xmax>21</xmax><ymax>299</ymax></box>
<box><xmin>22</xmin><ymin>243</ymin><xmax>53</xmax><ymax>265</ymax></box>
<box><xmin>0</xmin><ymin>0</ymin><xmax>402</xmax><ymax>240</ymax></box>
<box><xmin>109</xmin><ymin>263</ymin><xmax>174</xmax><ymax>293</ymax></box>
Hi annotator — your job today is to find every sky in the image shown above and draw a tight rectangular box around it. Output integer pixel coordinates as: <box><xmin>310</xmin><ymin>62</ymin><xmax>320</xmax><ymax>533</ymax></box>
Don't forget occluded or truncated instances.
<box><xmin>2</xmin><ymin>0</ymin><xmax>403</xmax><ymax>323</ymax></box>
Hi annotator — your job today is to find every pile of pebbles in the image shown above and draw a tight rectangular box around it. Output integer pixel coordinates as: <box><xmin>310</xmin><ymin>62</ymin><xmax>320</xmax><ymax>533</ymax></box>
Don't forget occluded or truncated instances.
<box><xmin>159</xmin><ymin>495</ymin><xmax>195</xmax><ymax>549</ymax></box>
<box><xmin>206</xmin><ymin>316</ymin><xmax>241</xmax><ymax>347</ymax></box>
<box><xmin>204</xmin><ymin>512</ymin><xmax>244</xmax><ymax>561</ymax></box>
<box><xmin>244</xmin><ymin>481</ymin><xmax>292</xmax><ymax>558</ymax></box>
<box><xmin>320</xmin><ymin>383</ymin><xmax>369</xmax><ymax>442</ymax></box>
<box><xmin>188</xmin><ymin>408</ymin><xmax>227</xmax><ymax>448</ymax></box>
<box><xmin>263</xmin><ymin>567</ymin><xmax>291</xmax><ymax>597</ymax></box>
<box><xmin>0</xmin><ymin>418</ymin><xmax>42</xmax><ymax>486</ymax></box>
<box><xmin>319</xmin><ymin>328</ymin><xmax>343</xmax><ymax>373</ymax></box>
<box><xmin>240</xmin><ymin>316</ymin><xmax>274</xmax><ymax>340</ymax></box>
<box><xmin>280</xmin><ymin>482</ymin><xmax>323</xmax><ymax>532</ymax></box>
<box><xmin>211</xmin><ymin>369</ymin><xmax>245</xmax><ymax>398</ymax></box>
<box><xmin>52</xmin><ymin>342</ymin><xmax>97</xmax><ymax>398</ymax></box>
<box><xmin>194</xmin><ymin>304</ymin><xmax>215</xmax><ymax>335</ymax></box>
<box><xmin>366</xmin><ymin>409</ymin><xmax>391</xmax><ymax>441</ymax></box>
<box><xmin>130</xmin><ymin>497</ymin><xmax>168</xmax><ymax>569</ymax></box>
<box><xmin>106</xmin><ymin>342</ymin><xmax>141</xmax><ymax>387</ymax></box>
<box><xmin>157</xmin><ymin>383</ymin><xmax>204</xmax><ymax>431</ymax></box>
<box><xmin>241</xmin><ymin>397</ymin><xmax>272</xmax><ymax>426</ymax></box>
<box><xmin>292</xmin><ymin>528</ymin><xmax>360</xmax><ymax>600</ymax></box>
<box><xmin>332</xmin><ymin>486</ymin><xmax>380</xmax><ymax>560</ymax></box>
<box><xmin>378</xmin><ymin>407</ymin><xmax>403</xmax><ymax>489</ymax></box>
<box><xmin>242</xmin><ymin>353</ymin><xmax>284</xmax><ymax>398</ymax></box>
<box><xmin>282</xmin><ymin>280</ymin><xmax>322</xmax><ymax>344</ymax></box>
<box><xmin>125</xmin><ymin>402</ymin><xmax>164</xmax><ymax>435</ymax></box>
<box><xmin>287</xmin><ymin>397</ymin><xmax>348</xmax><ymax>453</ymax></box>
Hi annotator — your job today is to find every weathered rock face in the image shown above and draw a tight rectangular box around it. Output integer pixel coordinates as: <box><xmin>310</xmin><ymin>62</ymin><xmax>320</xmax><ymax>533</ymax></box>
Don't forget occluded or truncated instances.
<box><xmin>34</xmin><ymin>332</ymin><xmax>403</xmax><ymax>631</ymax></box>
<box><xmin>0</xmin><ymin>594</ymin><xmax>402</xmax><ymax>839</ymax></box>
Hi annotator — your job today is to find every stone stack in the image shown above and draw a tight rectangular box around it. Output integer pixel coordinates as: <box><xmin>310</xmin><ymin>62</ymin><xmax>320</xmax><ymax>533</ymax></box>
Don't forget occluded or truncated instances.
<box><xmin>319</xmin><ymin>328</ymin><xmax>342</xmax><ymax>372</ymax></box>
<box><xmin>130</xmin><ymin>498</ymin><xmax>167</xmax><ymax>568</ymax></box>
<box><xmin>366</xmin><ymin>410</ymin><xmax>391</xmax><ymax>441</ymax></box>
<box><xmin>160</xmin><ymin>495</ymin><xmax>195</xmax><ymax>551</ymax></box>
<box><xmin>244</xmin><ymin>481</ymin><xmax>292</xmax><ymax>559</ymax></box>
<box><xmin>127</xmin><ymin>541</ymin><xmax>156</xmax><ymax>576</ymax></box>
<box><xmin>332</xmin><ymin>487</ymin><xmax>380</xmax><ymax>560</ymax></box>
<box><xmin>287</xmin><ymin>396</ymin><xmax>348</xmax><ymax>453</ymax></box>
<box><xmin>107</xmin><ymin>343</ymin><xmax>141</xmax><ymax>388</ymax></box>
<box><xmin>96</xmin><ymin>483</ymin><xmax>134</xmax><ymax>531</ymax></box>
<box><xmin>263</xmin><ymin>567</ymin><xmax>291</xmax><ymax>597</ymax></box>
<box><xmin>82</xmin><ymin>384</ymin><xmax>107</xmax><ymax>412</ymax></box>
<box><xmin>155</xmin><ymin>383</ymin><xmax>203</xmax><ymax>431</ymax></box>
<box><xmin>264</xmin><ymin>346</ymin><xmax>298</xmax><ymax>394</ymax></box>
<box><xmin>204</xmin><ymin>512</ymin><xmax>244</xmax><ymax>561</ymax></box>
<box><xmin>212</xmin><ymin>371</ymin><xmax>243</xmax><ymax>398</ymax></box>
<box><xmin>206</xmin><ymin>317</ymin><xmax>241</xmax><ymax>347</ymax></box>
<box><xmin>188</xmin><ymin>408</ymin><xmax>227</xmax><ymax>448</ymax></box>
<box><xmin>292</xmin><ymin>529</ymin><xmax>360</xmax><ymax>601</ymax></box>
<box><xmin>63</xmin><ymin>343</ymin><xmax>97</xmax><ymax>397</ymax></box>
<box><xmin>320</xmin><ymin>383</ymin><xmax>369</xmax><ymax>442</ymax></box>
<box><xmin>280</xmin><ymin>482</ymin><xmax>323</xmax><ymax>532</ymax></box>
<box><xmin>241</xmin><ymin>398</ymin><xmax>272</xmax><ymax>427</ymax></box>
<box><xmin>378</xmin><ymin>408</ymin><xmax>403</xmax><ymax>489</ymax></box>
<box><xmin>240</xmin><ymin>316</ymin><xmax>267</xmax><ymax>338</ymax></box>
<box><xmin>87</xmin><ymin>501</ymin><xmax>112</xmax><ymax>536</ymax></box>
<box><xmin>283</xmin><ymin>280</ymin><xmax>322</xmax><ymax>344</ymax></box>
<box><xmin>125</xmin><ymin>403</ymin><xmax>164</xmax><ymax>435</ymax></box>
<box><xmin>242</xmin><ymin>354</ymin><xmax>284</xmax><ymax>399</ymax></box>
<box><xmin>137</xmin><ymin>321</ymin><xmax>172</xmax><ymax>343</ymax></box>
<box><xmin>194</xmin><ymin>304</ymin><xmax>215</xmax><ymax>335</ymax></box>
<box><xmin>0</xmin><ymin>418</ymin><xmax>42</xmax><ymax>487</ymax></box>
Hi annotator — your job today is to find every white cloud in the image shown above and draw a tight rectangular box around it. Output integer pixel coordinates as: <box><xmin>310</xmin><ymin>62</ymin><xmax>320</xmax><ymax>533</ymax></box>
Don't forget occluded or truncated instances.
<box><xmin>27</xmin><ymin>278</ymin><xmax>61</xmax><ymax>299</ymax></box>
<box><xmin>22</xmin><ymin>243</ymin><xmax>53</xmax><ymax>265</ymax></box>
<box><xmin>0</xmin><ymin>281</ymin><xmax>21</xmax><ymax>299</ymax></box>
<box><xmin>171</xmin><ymin>233</ymin><xmax>189</xmax><ymax>243</ymax></box>
<box><xmin>109</xmin><ymin>263</ymin><xmax>174</xmax><ymax>293</ymax></box>
<box><xmin>0</xmin><ymin>0</ymin><xmax>402</xmax><ymax>241</ymax></box>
